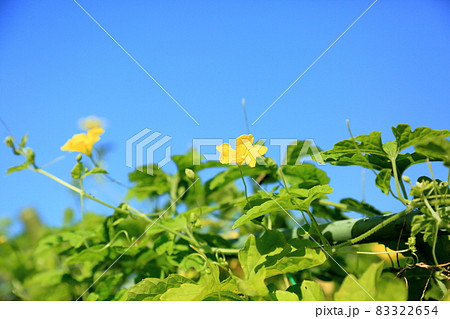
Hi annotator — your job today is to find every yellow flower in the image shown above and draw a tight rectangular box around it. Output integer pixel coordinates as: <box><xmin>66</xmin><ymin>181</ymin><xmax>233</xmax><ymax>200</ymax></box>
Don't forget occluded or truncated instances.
<box><xmin>78</xmin><ymin>116</ymin><xmax>104</xmax><ymax>130</ymax></box>
<box><xmin>216</xmin><ymin>134</ymin><xmax>268</xmax><ymax>167</ymax></box>
<box><xmin>61</xmin><ymin>128</ymin><xmax>104</xmax><ymax>156</ymax></box>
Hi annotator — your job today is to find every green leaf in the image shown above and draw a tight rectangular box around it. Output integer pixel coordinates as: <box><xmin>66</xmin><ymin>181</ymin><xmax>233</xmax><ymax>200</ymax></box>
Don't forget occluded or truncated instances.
<box><xmin>282</xmin><ymin>164</ymin><xmax>330</xmax><ymax>189</ymax></box>
<box><xmin>232</xmin><ymin>196</ymin><xmax>296</xmax><ymax>229</ymax></box>
<box><xmin>26</xmin><ymin>269</ymin><xmax>65</xmax><ymax>287</ymax></box>
<box><xmin>299</xmin><ymin>280</ymin><xmax>325</xmax><ymax>301</ymax></box>
<box><xmin>232</xmin><ymin>185</ymin><xmax>332</xmax><ymax>229</ymax></box>
<box><xmin>19</xmin><ymin>134</ymin><xmax>28</xmax><ymax>148</ymax></box>
<box><xmin>415</xmin><ymin>137</ymin><xmax>450</xmax><ymax>167</ymax></box>
<box><xmin>127</xmin><ymin>166</ymin><xmax>171</xmax><ymax>200</ymax></box>
<box><xmin>275</xmin><ymin>290</ymin><xmax>299</xmax><ymax>301</ymax></box>
<box><xmin>238</xmin><ymin>232</ymin><xmax>326</xmax><ymax>280</ymax></box>
<box><xmin>334</xmin><ymin>262</ymin><xmax>381</xmax><ymax>301</ymax></box>
<box><xmin>322</xmin><ymin>131</ymin><xmax>386</xmax><ymax>160</ymax></box>
<box><xmin>375</xmin><ymin>273</ymin><xmax>408</xmax><ymax>301</ymax></box>
<box><xmin>127</xmin><ymin>275</ymin><xmax>194</xmax><ymax>301</ymax></box>
<box><xmin>93</xmin><ymin>273</ymin><xmax>123</xmax><ymax>300</ymax></box>
<box><xmin>24</xmin><ymin>147</ymin><xmax>35</xmax><ymax>164</ymax></box>
<box><xmin>65</xmin><ymin>246</ymin><xmax>108</xmax><ymax>265</ymax></box>
<box><xmin>59</xmin><ymin>231</ymin><xmax>85</xmax><ymax>248</ymax></box>
<box><xmin>382</xmin><ymin>141</ymin><xmax>398</xmax><ymax>158</ymax></box>
<box><xmin>207</xmin><ymin>163</ymin><xmax>274</xmax><ymax>191</ymax></box>
<box><xmin>71</xmin><ymin>162</ymin><xmax>83</xmax><ymax>179</ymax></box>
<box><xmin>6</xmin><ymin>163</ymin><xmax>29</xmax><ymax>174</ymax></box>
<box><xmin>375</xmin><ymin>168</ymin><xmax>391</xmax><ymax>195</ymax></box>
<box><xmin>392</xmin><ymin>124</ymin><xmax>450</xmax><ymax>152</ymax></box>
<box><xmin>160</xmin><ymin>283</ymin><xmax>211</xmax><ymax>301</ymax></box>
<box><xmin>334</xmin><ymin>262</ymin><xmax>407</xmax><ymax>301</ymax></box>
<box><xmin>264</xmin><ymin>238</ymin><xmax>326</xmax><ymax>277</ymax></box>
<box><xmin>285</xmin><ymin>140</ymin><xmax>323</xmax><ymax>165</ymax></box>
<box><xmin>235</xmin><ymin>266</ymin><xmax>269</xmax><ymax>298</ymax></box>
<box><xmin>339</xmin><ymin>198</ymin><xmax>383</xmax><ymax>216</ymax></box>
<box><xmin>238</xmin><ymin>235</ymin><xmax>265</xmax><ymax>278</ymax></box>
<box><xmin>320</xmin><ymin>125</ymin><xmax>448</xmax><ymax>173</ymax></box>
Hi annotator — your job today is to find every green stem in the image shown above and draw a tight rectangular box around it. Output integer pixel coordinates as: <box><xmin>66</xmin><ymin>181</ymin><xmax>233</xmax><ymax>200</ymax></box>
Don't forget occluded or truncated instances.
<box><xmin>190</xmin><ymin>245</ymin><xmax>221</xmax><ymax>301</ymax></box>
<box><xmin>333</xmin><ymin>207</ymin><xmax>413</xmax><ymax>250</ymax></box>
<box><xmin>422</xmin><ymin>196</ymin><xmax>441</xmax><ymax>222</ymax></box>
<box><xmin>154</xmin><ymin>223</ymin><xmax>192</xmax><ymax>243</ymax></box>
<box><xmin>34</xmin><ymin>168</ymin><xmax>139</xmax><ymax>217</ymax></box>
<box><xmin>278</xmin><ymin>166</ymin><xmax>290</xmax><ymax>192</ymax></box>
<box><xmin>319</xmin><ymin>200</ymin><xmax>349</xmax><ymax>211</ymax></box>
<box><xmin>303</xmin><ymin>208</ymin><xmax>329</xmax><ymax>247</ymax></box>
<box><xmin>238</xmin><ymin>164</ymin><xmax>250</xmax><ymax>204</ymax></box>
<box><xmin>78</xmin><ymin>178</ymin><xmax>90</xmax><ymax>248</ymax></box>
<box><xmin>391</xmin><ymin>157</ymin><xmax>409</xmax><ymax>205</ymax></box>
<box><xmin>210</xmin><ymin>247</ymin><xmax>240</xmax><ymax>255</ymax></box>
<box><xmin>356</xmin><ymin>248</ymin><xmax>410</xmax><ymax>255</ymax></box>
<box><xmin>432</xmin><ymin>220</ymin><xmax>441</xmax><ymax>266</ymax></box>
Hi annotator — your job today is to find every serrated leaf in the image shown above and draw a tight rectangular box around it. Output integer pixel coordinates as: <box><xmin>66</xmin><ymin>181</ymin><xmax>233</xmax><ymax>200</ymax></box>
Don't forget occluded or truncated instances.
<box><xmin>235</xmin><ymin>266</ymin><xmax>269</xmax><ymax>297</ymax></box>
<box><xmin>415</xmin><ymin>137</ymin><xmax>450</xmax><ymax>167</ymax></box>
<box><xmin>263</xmin><ymin>238</ymin><xmax>326</xmax><ymax>277</ymax></box>
<box><xmin>127</xmin><ymin>275</ymin><xmax>194</xmax><ymax>301</ymax></box>
<box><xmin>322</xmin><ymin>131</ymin><xmax>386</xmax><ymax>159</ymax></box>
<box><xmin>285</xmin><ymin>140</ymin><xmax>323</xmax><ymax>165</ymax></box>
<box><xmin>232</xmin><ymin>196</ymin><xmax>296</xmax><ymax>229</ymax></box>
<box><xmin>282</xmin><ymin>164</ymin><xmax>330</xmax><ymax>189</ymax></box>
<box><xmin>232</xmin><ymin>185</ymin><xmax>332</xmax><ymax>229</ymax></box>
<box><xmin>238</xmin><ymin>232</ymin><xmax>326</xmax><ymax>281</ymax></box>
<box><xmin>392</xmin><ymin>124</ymin><xmax>450</xmax><ymax>152</ymax></box>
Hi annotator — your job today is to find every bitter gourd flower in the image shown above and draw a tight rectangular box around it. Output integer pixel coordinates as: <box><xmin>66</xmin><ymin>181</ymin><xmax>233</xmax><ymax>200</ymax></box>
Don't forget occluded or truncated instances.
<box><xmin>78</xmin><ymin>115</ymin><xmax>104</xmax><ymax>130</ymax></box>
<box><xmin>61</xmin><ymin>128</ymin><xmax>104</xmax><ymax>156</ymax></box>
<box><xmin>216</xmin><ymin>134</ymin><xmax>268</xmax><ymax>167</ymax></box>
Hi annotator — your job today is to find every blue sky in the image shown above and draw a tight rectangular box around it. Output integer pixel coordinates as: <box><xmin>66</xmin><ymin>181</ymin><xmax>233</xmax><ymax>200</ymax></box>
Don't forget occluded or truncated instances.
<box><xmin>1</xmin><ymin>0</ymin><xmax>449</xmax><ymax>233</ymax></box>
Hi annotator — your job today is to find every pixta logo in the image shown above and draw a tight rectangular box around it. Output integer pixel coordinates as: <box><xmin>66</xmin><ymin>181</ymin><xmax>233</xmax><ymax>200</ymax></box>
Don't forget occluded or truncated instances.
<box><xmin>126</xmin><ymin>129</ymin><xmax>172</xmax><ymax>175</ymax></box>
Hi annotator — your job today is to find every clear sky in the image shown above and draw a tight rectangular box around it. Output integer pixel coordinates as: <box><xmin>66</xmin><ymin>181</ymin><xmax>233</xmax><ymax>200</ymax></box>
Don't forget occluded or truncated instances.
<box><xmin>1</xmin><ymin>0</ymin><xmax>449</xmax><ymax>233</ymax></box>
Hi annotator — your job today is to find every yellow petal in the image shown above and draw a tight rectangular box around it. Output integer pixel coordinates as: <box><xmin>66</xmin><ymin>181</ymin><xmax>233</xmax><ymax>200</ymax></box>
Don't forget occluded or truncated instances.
<box><xmin>61</xmin><ymin>128</ymin><xmax>104</xmax><ymax>156</ymax></box>
<box><xmin>87</xmin><ymin>127</ymin><xmax>104</xmax><ymax>142</ymax></box>
<box><xmin>216</xmin><ymin>143</ymin><xmax>236</xmax><ymax>164</ymax></box>
<box><xmin>236</xmin><ymin>134</ymin><xmax>254</xmax><ymax>147</ymax></box>
<box><xmin>79</xmin><ymin>116</ymin><xmax>104</xmax><ymax>130</ymax></box>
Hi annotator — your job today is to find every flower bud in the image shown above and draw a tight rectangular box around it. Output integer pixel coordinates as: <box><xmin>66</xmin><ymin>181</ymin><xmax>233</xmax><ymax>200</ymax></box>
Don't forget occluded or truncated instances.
<box><xmin>185</xmin><ymin>168</ymin><xmax>196</xmax><ymax>181</ymax></box>
<box><xmin>4</xmin><ymin>136</ymin><xmax>14</xmax><ymax>148</ymax></box>
<box><xmin>402</xmin><ymin>175</ymin><xmax>411</xmax><ymax>183</ymax></box>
